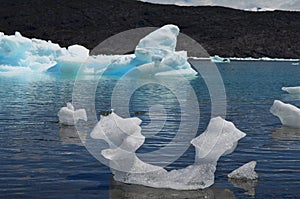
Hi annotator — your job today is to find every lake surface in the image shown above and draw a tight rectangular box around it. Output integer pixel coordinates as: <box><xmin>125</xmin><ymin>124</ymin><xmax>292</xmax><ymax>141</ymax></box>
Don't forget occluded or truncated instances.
<box><xmin>0</xmin><ymin>61</ymin><xmax>300</xmax><ymax>198</ymax></box>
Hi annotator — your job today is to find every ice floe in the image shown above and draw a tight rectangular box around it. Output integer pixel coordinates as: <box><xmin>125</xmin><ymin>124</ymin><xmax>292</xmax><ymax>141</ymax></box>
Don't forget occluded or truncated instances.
<box><xmin>90</xmin><ymin>112</ymin><xmax>246</xmax><ymax>190</ymax></box>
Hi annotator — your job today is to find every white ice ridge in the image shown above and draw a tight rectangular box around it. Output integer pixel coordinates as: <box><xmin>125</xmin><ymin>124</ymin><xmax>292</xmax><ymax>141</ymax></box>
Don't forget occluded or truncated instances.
<box><xmin>0</xmin><ymin>31</ymin><xmax>89</xmax><ymax>74</ymax></box>
<box><xmin>282</xmin><ymin>86</ymin><xmax>300</xmax><ymax>94</ymax></box>
<box><xmin>0</xmin><ymin>25</ymin><xmax>197</xmax><ymax>76</ymax></box>
<box><xmin>90</xmin><ymin>112</ymin><xmax>246</xmax><ymax>190</ymax></box>
<box><xmin>58</xmin><ymin>102</ymin><xmax>87</xmax><ymax>125</ymax></box>
<box><xmin>270</xmin><ymin>100</ymin><xmax>300</xmax><ymax>128</ymax></box>
<box><xmin>210</xmin><ymin>55</ymin><xmax>230</xmax><ymax>63</ymax></box>
<box><xmin>228</xmin><ymin>161</ymin><xmax>258</xmax><ymax>180</ymax></box>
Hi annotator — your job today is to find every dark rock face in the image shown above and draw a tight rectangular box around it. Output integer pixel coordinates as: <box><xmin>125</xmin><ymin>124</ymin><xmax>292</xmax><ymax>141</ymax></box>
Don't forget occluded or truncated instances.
<box><xmin>0</xmin><ymin>0</ymin><xmax>299</xmax><ymax>58</ymax></box>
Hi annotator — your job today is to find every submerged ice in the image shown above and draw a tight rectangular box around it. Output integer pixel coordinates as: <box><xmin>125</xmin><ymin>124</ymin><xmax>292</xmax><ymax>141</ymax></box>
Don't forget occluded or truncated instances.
<box><xmin>90</xmin><ymin>112</ymin><xmax>246</xmax><ymax>190</ymax></box>
<box><xmin>270</xmin><ymin>100</ymin><xmax>300</xmax><ymax>128</ymax></box>
<box><xmin>0</xmin><ymin>25</ymin><xmax>197</xmax><ymax>76</ymax></box>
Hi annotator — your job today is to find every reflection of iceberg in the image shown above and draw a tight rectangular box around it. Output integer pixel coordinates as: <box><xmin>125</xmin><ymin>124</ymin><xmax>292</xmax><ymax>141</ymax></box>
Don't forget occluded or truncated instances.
<box><xmin>271</xmin><ymin>126</ymin><xmax>300</xmax><ymax>141</ymax></box>
<box><xmin>58</xmin><ymin>125</ymin><xmax>86</xmax><ymax>145</ymax></box>
<box><xmin>0</xmin><ymin>25</ymin><xmax>197</xmax><ymax>76</ymax></box>
<box><xmin>229</xmin><ymin>178</ymin><xmax>258</xmax><ymax>197</ymax></box>
<box><xmin>282</xmin><ymin>86</ymin><xmax>300</xmax><ymax>94</ymax></box>
<box><xmin>228</xmin><ymin>161</ymin><xmax>258</xmax><ymax>196</ymax></box>
<box><xmin>91</xmin><ymin>112</ymin><xmax>246</xmax><ymax>190</ymax></box>
<box><xmin>270</xmin><ymin>100</ymin><xmax>300</xmax><ymax>128</ymax></box>
<box><xmin>110</xmin><ymin>178</ymin><xmax>235</xmax><ymax>199</ymax></box>
<box><xmin>58</xmin><ymin>102</ymin><xmax>87</xmax><ymax>126</ymax></box>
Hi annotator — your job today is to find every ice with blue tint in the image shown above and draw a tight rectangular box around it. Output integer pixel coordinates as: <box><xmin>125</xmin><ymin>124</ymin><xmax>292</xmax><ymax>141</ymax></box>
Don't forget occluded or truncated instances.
<box><xmin>90</xmin><ymin>112</ymin><xmax>246</xmax><ymax>190</ymax></box>
<box><xmin>0</xmin><ymin>25</ymin><xmax>197</xmax><ymax>76</ymax></box>
<box><xmin>0</xmin><ymin>32</ymin><xmax>89</xmax><ymax>75</ymax></box>
<box><xmin>270</xmin><ymin>100</ymin><xmax>300</xmax><ymax>128</ymax></box>
<box><xmin>210</xmin><ymin>55</ymin><xmax>230</xmax><ymax>63</ymax></box>
<box><xmin>58</xmin><ymin>102</ymin><xmax>87</xmax><ymax>126</ymax></box>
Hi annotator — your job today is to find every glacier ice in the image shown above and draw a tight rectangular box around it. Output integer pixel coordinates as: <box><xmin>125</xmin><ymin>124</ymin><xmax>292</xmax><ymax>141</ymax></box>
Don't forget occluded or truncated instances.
<box><xmin>282</xmin><ymin>86</ymin><xmax>300</xmax><ymax>94</ymax></box>
<box><xmin>228</xmin><ymin>161</ymin><xmax>258</xmax><ymax>180</ymax></box>
<box><xmin>210</xmin><ymin>55</ymin><xmax>230</xmax><ymax>63</ymax></box>
<box><xmin>270</xmin><ymin>100</ymin><xmax>300</xmax><ymax>128</ymax></box>
<box><xmin>90</xmin><ymin>112</ymin><xmax>246</xmax><ymax>190</ymax></box>
<box><xmin>58</xmin><ymin>102</ymin><xmax>87</xmax><ymax>125</ymax></box>
<box><xmin>0</xmin><ymin>25</ymin><xmax>197</xmax><ymax>76</ymax></box>
<box><xmin>0</xmin><ymin>31</ymin><xmax>89</xmax><ymax>74</ymax></box>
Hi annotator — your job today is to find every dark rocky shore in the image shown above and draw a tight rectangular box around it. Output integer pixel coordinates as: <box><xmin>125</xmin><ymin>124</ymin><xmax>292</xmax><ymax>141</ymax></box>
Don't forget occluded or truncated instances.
<box><xmin>0</xmin><ymin>0</ymin><xmax>300</xmax><ymax>58</ymax></box>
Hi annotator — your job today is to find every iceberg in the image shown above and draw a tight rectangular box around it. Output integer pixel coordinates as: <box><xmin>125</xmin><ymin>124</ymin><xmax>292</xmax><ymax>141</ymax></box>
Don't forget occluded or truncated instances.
<box><xmin>0</xmin><ymin>31</ymin><xmax>89</xmax><ymax>74</ymax></box>
<box><xmin>282</xmin><ymin>86</ymin><xmax>300</xmax><ymax>94</ymax></box>
<box><xmin>58</xmin><ymin>102</ymin><xmax>87</xmax><ymax>125</ymax></box>
<box><xmin>0</xmin><ymin>25</ymin><xmax>197</xmax><ymax>76</ymax></box>
<box><xmin>90</xmin><ymin>112</ymin><xmax>246</xmax><ymax>190</ymax></box>
<box><xmin>270</xmin><ymin>100</ymin><xmax>300</xmax><ymax>128</ymax></box>
<box><xmin>228</xmin><ymin>161</ymin><xmax>258</xmax><ymax>180</ymax></box>
<box><xmin>210</xmin><ymin>55</ymin><xmax>230</xmax><ymax>63</ymax></box>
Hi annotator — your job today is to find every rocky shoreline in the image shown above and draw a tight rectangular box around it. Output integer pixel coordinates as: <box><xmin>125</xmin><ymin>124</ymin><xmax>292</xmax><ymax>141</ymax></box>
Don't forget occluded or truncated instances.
<box><xmin>0</xmin><ymin>0</ymin><xmax>299</xmax><ymax>58</ymax></box>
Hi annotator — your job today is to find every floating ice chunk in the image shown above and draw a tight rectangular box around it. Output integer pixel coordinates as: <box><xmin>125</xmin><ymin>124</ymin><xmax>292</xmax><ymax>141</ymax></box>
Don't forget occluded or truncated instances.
<box><xmin>191</xmin><ymin>117</ymin><xmax>246</xmax><ymax>163</ymax></box>
<box><xmin>210</xmin><ymin>55</ymin><xmax>230</xmax><ymax>63</ymax></box>
<box><xmin>91</xmin><ymin>113</ymin><xmax>246</xmax><ymax>190</ymax></box>
<box><xmin>134</xmin><ymin>25</ymin><xmax>197</xmax><ymax>76</ymax></box>
<box><xmin>1</xmin><ymin>25</ymin><xmax>197</xmax><ymax>76</ymax></box>
<box><xmin>58</xmin><ymin>102</ymin><xmax>87</xmax><ymax>125</ymax></box>
<box><xmin>0</xmin><ymin>31</ymin><xmax>89</xmax><ymax>74</ymax></box>
<box><xmin>270</xmin><ymin>100</ymin><xmax>300</xmax><ymax>128</ymax></box>
<box><xmin>228</xmin><ymin>161</ymin><xmax>258</xmax><ymax>180</ymax></box>
<box><xmin>282</xmin><ymin>86</ymin><xmax>300</xmax><ymax>94</ymax></box>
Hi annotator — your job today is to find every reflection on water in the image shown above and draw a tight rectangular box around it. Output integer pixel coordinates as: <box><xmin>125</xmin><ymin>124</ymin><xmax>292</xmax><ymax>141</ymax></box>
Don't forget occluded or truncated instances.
<box><xmin>59</xmin><ymin>124</ymin><xmax>86</xmax><ymax>145</ymax></box>
<box><xmin>109</xmin><ymin>178</ymin><xmax>235</xmax><ymax>199</ymax></box>
<box><xmin>229</xmin><ymin>178</ymin><xmax>258</xmax><ymax>197</ymax></box>
<box><xmin>271</xmin><ymin>126</ymin><xmax>300</xmax><ymax>141</ymax></box>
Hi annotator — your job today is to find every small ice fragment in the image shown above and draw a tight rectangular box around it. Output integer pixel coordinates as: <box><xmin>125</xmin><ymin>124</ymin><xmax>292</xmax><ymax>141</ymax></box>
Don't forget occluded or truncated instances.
<box><xmin>270</xmin><ymin>100</ymin><xmax>300</xmax><ymax>128</ymax></box>
<box><xmin>282</xmin><ymin>86</ymin><xmax>300</xmax><ymax>94</ymax></box>
<box><xmin>58</xmin><ymin>102</ymin><xmax>87</xmax><ymax>125</ymax></box>
<box><xmin>228</xmin><ymin>161</ymin><xmax>258</xmax><ymax>180</ymax></box>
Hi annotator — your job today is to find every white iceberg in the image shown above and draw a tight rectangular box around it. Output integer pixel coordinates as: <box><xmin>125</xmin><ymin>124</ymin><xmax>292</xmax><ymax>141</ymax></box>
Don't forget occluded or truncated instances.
<box><xmin>282</xmin><ymin>86</ymin><xmax>300</xmax><ymax>94</ymax></box>
<box><xmin>58</xmin><ymin>102</ymin><xmax>87</xmax><ymax>125</ymax></box>
<box><xmin>270</xmin><ymin>100</ymin><xmax>300</xmax><ymax>128</ymax></box>
<box><xmin>0</xmin><ymin>25</ymin><xmax>197</xmax><ymax>76</ymax></box>
<box><xmin>228</xmin><ymin>161</ymin><xmax>258</xmax><ymax>180</ymax></box>
<box><xmin>0</xmin><ymin>32</ymin><xmax>89</xmax><ymax>74</ymax></box>
<box><xmin>90</xmin><ymin>112</ymin><xmax>246</xmax><ymax>190</ymax></box>
<box><xmin>210</xmin><ymin>55</ymin><xmax>230</xmax><ymax>63</ymax></box>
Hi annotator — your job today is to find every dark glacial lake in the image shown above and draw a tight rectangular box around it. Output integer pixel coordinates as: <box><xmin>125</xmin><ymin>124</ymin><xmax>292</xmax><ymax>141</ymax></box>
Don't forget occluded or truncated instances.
<box><xmin>0</xmin><ymin>61</ymin><xmax>300</xmax><ymax>198</ymax></box>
